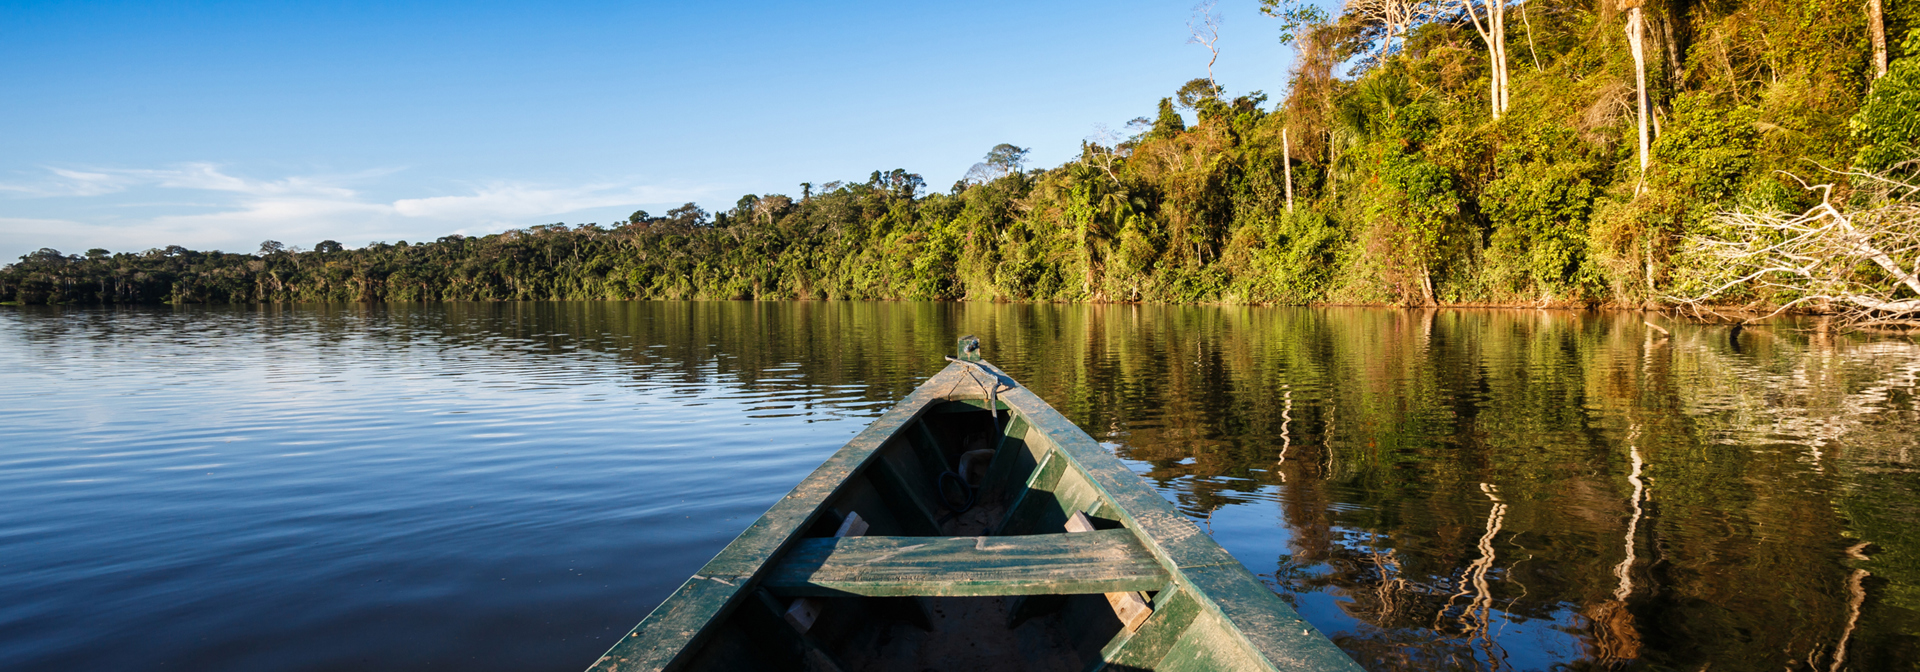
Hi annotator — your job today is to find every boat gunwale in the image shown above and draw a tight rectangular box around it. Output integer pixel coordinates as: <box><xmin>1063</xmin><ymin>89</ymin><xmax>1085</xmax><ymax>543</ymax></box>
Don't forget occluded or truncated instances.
<box><xmin>588</xmin><ymin>360</ymin><xmax>1359</xmax><ymax>672</ymax></box>
<box><xmin>987</xmin><ymin>363</ymin><xmax>1360</xmax><ymax>672</ymax></box>
<box><xmin>588</xmin><ymin>363</ymin><xmax>976</xmax><ymax>672</ymax></box>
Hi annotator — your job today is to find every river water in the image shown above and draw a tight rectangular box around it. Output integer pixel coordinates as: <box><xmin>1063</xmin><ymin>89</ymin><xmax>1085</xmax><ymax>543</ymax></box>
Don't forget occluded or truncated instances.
<box><xmin>2</xmin><ymin>302</ymin><xmax>1916</xmax><ymax>671</ymax></box>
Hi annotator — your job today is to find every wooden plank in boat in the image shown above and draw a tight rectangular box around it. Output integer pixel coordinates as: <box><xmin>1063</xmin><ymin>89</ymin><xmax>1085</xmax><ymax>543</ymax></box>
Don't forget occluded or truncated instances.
<box><xmin>762</xmin><ymin>528</ymin><xmax>1168</xmax><ymax>597</ymax></box>
<box><xmin>993</xmin><ymin>369</ymin><xmax>1360</xmax><ymax>671</ymax></box>
<box><xmin>783</xmin><ymin>512</ymin><xmax>868</xmax><ymax>633</ymax></box>
<box><xmin>591</xmin><ymin>366</ymin><xmax>969</xmax><ymax>672</ymax></box>
<box><xmin>1066</xmin><ymin>511</ymin><xmax>1153</xmax><ymax>631</ymax></box>
<box><xmin>1096</xmin><ymin>585</ymin><xmax>1202</xmax><ymax>670</ymax></box>
<box><xmin>930</xmin><ymin>397</ymin><xmax>1006</xmax><ymax>412</ymax></box>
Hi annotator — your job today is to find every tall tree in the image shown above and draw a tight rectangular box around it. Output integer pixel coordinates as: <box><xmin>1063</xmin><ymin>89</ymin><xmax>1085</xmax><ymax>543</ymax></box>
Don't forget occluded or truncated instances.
<box><xmin>964</xmin><ymin>144</ymin><xmax>1031</xmax><ymax>184</ymax></box>
<box><xmin>1625</xmin><ymin>0</ymin><xmax>1651</xmax><ymax>182</ymax></box>
<box><xmin>1869</xmin><ymin>0</ymin><xmax>1888</xmax><ymax>79</ymax></box>
<box><xmin>1175</xmin><ymin>77</ymin><xmax>1225</xmax><ymax>110</ymax></box>
<box><xmin>1261</xmin><ymin>0</ymin><xmax>1330</xmax><ymax>212</ymax></box>
<box><xmin>1459</xmin><ymin>0</ymin><xmax>1510</xmax><ymax>117</ymax></box>
<box><xmin>1189</xmin><ymin>0</ymin><xmax>1222</xmax><ymax>87</ymax></box>
<box><xmin>1284</xmin><ymin>127</ymin><xmax>1296</xmax><ymax>212</ymax></box>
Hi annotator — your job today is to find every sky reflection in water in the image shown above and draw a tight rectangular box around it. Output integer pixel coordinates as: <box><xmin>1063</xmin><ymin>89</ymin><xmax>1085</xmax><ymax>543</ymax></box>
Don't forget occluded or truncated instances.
<box><xmin>1</xmin><ymin>302</ymin><xmax>1916</xmax><ymax>671</ymax></box>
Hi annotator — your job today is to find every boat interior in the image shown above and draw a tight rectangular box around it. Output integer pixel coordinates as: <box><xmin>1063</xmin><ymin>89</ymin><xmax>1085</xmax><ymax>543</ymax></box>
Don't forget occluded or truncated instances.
<box><xmin>669</xmin><ymin>397</ymin><xmax>1256</xmax><ymax>672</ymax></box>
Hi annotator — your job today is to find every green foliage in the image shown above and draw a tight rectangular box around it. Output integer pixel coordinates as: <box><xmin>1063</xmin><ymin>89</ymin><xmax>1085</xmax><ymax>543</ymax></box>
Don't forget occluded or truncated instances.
<box><xmin>1852</xmin><ymin>33</ymin><xmax>1920</xmax><ymax>175</ymax></box>
<box><xmin>1655</xmin><ymin>93</ymin><xmax>1763</xmax><ymax>204</ymax></box>
<box><xmin>1257</xmin><ymin>0</ymin><xmax>1329</xmax><ymax>45</ymax></box>
<box><xmin>0</xmin><ymin>0</ymin><xmax>1894</xmax><ymax>309</ymax></box>
<box><xmin>1174</xmin><ymin>78</ymin><xmax>1224</xmax><ymax>111</ymax></box>
<box><xmin>1149</xmin><ymin>98</ymin><xmax>1186</xmax><ymax>140</ymax></box>
<box><xmin>1482</xmin><ymin>127</ymin><xmax>1603</xmax><ymax>297</ymax></box>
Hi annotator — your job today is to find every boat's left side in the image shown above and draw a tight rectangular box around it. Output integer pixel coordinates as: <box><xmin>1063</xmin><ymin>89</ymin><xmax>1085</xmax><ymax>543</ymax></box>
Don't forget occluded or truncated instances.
<box><xmin>587</xmin><ymin>363</ymin><xmax>988</xmax><ymax>672</ymax></box>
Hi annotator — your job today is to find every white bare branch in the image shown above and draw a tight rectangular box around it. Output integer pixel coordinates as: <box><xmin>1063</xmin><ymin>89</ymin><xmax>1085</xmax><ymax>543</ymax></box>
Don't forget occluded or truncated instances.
<box><xmin>1456</xmin><ymin>0</ymin><xmax>1509</xmax><ymax>118</ymax></box>
<box><xmin>1670</xmin><ymin>174</ymin><xmax>1920</xmax><ymax>330</ymax></box>
<box><xmin>1346</xmin><ymin>0</ymin><xmax>1442</xmax><ymax>62</ymax></box>
<box><xmin>1189</xmin><ymin>1</ymin><xmax>1223</xmax><ymax>86</ymax></box>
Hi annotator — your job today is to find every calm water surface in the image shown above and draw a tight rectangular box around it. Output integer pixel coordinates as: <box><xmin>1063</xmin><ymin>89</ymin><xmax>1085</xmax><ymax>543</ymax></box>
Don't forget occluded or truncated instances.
<box><xmin>3</xmin><ymin>302</ymin><xmax>1917</xmax><ymax>671</ymax></box>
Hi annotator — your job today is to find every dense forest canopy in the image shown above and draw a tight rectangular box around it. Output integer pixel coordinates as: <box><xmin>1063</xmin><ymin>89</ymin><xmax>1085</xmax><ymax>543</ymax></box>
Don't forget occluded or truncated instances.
<box><xmin>6</xmin><ymin>0</ymin><xmax>1917</xmax><ymax>310</ymax></box>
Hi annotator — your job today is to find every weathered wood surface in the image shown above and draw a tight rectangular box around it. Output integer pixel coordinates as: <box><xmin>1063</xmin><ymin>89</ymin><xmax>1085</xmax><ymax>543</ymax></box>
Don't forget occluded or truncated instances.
<box><xmin>1096</xmin><ymin>584</ymin><xmax>1199</xmax><ymax>670</ymax></box>
<box><xmin>587</xmin><ymin>365</ymin><xmax>971</xmax><ymax>672</ymax></box>
<box><xmin>1066</xmin><ymin>511</ymin><xmax>1153</xmax><ymax>631</ymax></box>
<box><xmin>783</xmin><ymin>512</ymin><xmax>869</xmax><ymax>633</ymax></box>
<box><xmin>743</xmin><ymin>589</ymin><xmax>848</xmax><ymax>672</ymax></box>
<box><xmin>993</xmin><ymin>449</ymin><xmax>1065</xmax><ymax>536</ymax></box>
<box><xmin>975</xmin><ymin>414</ymin><xmax>1030</xmax><ymax>505</ymax></box>
<box><xmin>587</xmin><ymin>359</ymin><xmax>1362</xmax><ymax>672</ymax></box>
<box><xmin>984</xmin><ymin>360</ymin><xmax>1363</xmax><ymax>672</ymax></box>
<box><xmin>763</xmin><ymin>529</ymin><xmax>1167</xmax><ymax>597</ymax></box>
<box><xmin>587</xmin><ymin>574</ymin><xmax>746</xmax><ymax>672</ymax></box>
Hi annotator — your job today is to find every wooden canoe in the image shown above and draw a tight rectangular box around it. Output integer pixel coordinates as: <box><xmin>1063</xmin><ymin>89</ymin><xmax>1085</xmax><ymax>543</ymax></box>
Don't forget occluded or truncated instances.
<box><xmin>588</xmin><ymin>342</ymin><xmax>1362</xmax><ymax>672</ymax></box>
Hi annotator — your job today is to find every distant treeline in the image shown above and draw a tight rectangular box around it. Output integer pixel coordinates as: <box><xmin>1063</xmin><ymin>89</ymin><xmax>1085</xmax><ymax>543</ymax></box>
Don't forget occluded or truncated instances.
<box><xmin>5</xmin><ymin>0</ymin><xmax>1916</xmax><ymax>307</ymax></box>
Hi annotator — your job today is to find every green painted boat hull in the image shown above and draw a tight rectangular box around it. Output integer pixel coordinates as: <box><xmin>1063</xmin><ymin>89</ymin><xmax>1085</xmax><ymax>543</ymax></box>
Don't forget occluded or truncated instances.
<box><xmin>588</xmin><ymin>360</ymin><xmax>1362</xmax><ymax>672</ymax></box>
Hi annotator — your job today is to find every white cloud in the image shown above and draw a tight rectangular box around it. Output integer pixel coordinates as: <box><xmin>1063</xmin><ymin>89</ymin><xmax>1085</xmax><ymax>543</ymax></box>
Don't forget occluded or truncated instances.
<box><xmin>136</xmin><ymin>163</ymin><xmax>358</xmax><ymax>198</ymax></box>
<box><xmin>0</xmin><ymin>163</ymin><xmax>718</xmax><ymax>259</ymax></box>
<box><xmin>0</xmin><ymin>168</ymin><xmax>137</xmax><ymax>197</ymax></box>
<box><xmin>393</xmin><ymin>183</ymin><xmax>698</xmax><ymax>220</ymax></box>
<box><xmin>45</xmin><ymin>169</ymin><xmax>139</xmax><ymax>196</ymax></box>
<box><xmin>1</xmin><ymin>163</ymin><xmax>377</xmax><ymax>200</ymax></box>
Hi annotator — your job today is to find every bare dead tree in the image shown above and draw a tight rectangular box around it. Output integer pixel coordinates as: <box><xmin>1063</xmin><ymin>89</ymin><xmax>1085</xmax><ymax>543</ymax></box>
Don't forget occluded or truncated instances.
<box><xmin>753</xmin><ymin>194</ymin><xmax>793</xmax><ymax>226</ymax></box>
<box><xmin>1189</xmin><ymin>1</ymin><xmax>1222</xmax><ymax>86</ymax></box>
<box><xmin>1083</xmin><ymin>124</ymin><xmax>1128</xmax><ymax>186</ymax></box>
<box><xmin>1347</xmin><ymin>0</ymin><xmax>1438</xmax><ymax>63</ymax></box>
<box><xmin>1671</xmin><ymin>173</ymin><xmax>1920</xmax><ymax>329</ymax></box>
<box><xmin>1261</xmin><ymin>0</ymin><xmax>1329</xmax><ymax>210</ymax></box>
<box><xmin>1520</xmin><ymin>0</ymin><xmax>1542</xmax><ymax>71</ymax></box>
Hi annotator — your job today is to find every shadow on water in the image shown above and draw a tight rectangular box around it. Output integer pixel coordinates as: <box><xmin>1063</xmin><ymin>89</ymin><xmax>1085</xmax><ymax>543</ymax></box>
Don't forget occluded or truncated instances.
<box><xmin>1</xmin><ymin>302</ymin><xmax>1917</xmax><ymax>671</ymax></box>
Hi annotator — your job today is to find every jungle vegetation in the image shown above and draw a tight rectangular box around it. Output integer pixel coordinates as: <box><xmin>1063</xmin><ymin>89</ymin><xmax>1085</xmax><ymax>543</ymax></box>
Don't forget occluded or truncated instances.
<box><xmin>5</xmin><ymin>0</ymin><xmax>1917</xmax><ymax>309</ymax></box>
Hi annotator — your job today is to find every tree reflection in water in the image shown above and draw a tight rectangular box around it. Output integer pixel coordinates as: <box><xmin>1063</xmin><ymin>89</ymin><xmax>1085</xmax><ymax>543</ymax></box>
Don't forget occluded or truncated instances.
<box><xmin>25</xmin><ymin>301</ymin><xmax>1897</xmax><ymax>671</ymax></box>
<box><xmin>957</xmin><ymin>306</ymin><xmax>1920</xmax><ymax>671</ymax></box>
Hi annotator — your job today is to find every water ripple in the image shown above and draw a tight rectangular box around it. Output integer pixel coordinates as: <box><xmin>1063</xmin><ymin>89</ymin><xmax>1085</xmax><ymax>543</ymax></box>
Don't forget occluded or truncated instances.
<box><xmin>3</xmin><ymin>303</ymin><xmax>1917</xmax><ymax>672</ymax></box>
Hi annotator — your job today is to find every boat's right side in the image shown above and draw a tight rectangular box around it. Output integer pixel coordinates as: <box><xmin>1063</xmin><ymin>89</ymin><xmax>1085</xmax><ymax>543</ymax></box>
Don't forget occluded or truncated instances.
<box><xmin>986</xmin><ymin>362</ymin><xmax>1363</xmax><ymax>672</ymax></box>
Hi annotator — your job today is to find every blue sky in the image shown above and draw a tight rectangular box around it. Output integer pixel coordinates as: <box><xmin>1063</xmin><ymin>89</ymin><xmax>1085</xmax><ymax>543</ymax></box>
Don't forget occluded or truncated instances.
<box><xmin>1</xmin><ymin>1</ymin><xmax>1303</xmax><ymax>261</ymax></box>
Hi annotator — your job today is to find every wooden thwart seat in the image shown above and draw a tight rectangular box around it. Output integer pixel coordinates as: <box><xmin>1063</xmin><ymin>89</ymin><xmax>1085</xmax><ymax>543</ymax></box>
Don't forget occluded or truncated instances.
<box><xmin>764</xmin><ymin>528</ymin><xmax>1169</xmax><ymax>598</ymax></box>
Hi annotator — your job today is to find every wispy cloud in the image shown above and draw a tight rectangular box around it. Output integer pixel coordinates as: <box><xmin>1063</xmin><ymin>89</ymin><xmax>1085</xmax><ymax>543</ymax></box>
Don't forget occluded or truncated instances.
<box><xmin>0</xmin><ymin>163</ymin><xmax>717</xmax><ymax>259</ymax></box>
<box><xmin>393</xmin><ymin>183</ymin><xmax>697</xmax><ymax>220</ymax></box>
<box><xmin>0</xmin><ymin>168</ymin><xmax>136</xmax><ymax>197</ymax></box>
<box><xmin>2</xmin><ymin>163</ymin><xmax>386</xmax><ymax>199</ymax></box>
